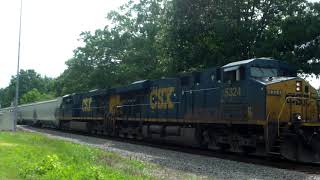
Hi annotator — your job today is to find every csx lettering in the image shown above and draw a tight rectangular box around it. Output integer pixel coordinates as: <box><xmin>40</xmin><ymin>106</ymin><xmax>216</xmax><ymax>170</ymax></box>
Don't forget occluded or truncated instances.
<box><xmin>82</xmin><ymin>98</ymin><xmax>92</xmax><ymax>112</ymax></box>
<box><xmin>224</xmin><ymin>87</ymin><xmax>241</xmax><ymax>97</ymax></box>
<box><xmin>150</xmin><ymin>87</ymin><xmax>175</xmax><ymax>110</ymax></box>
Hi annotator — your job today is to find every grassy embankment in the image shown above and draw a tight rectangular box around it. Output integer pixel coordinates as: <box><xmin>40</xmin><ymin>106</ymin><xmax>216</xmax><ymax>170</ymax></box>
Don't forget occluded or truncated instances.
<box><xmin>0</xmin><ymin>131</ymin><xmax>150</xmax><ymax>180</ymax></box>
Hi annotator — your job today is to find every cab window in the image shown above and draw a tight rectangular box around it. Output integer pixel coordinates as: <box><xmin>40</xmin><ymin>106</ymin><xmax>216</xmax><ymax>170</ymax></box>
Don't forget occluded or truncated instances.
<box><xmin>251</xmin><ymin>67</ymin><xmax>278</xmax><ymax>78</ymax></box>
<box><xmin>223</xmin><ymin>66</ymin><xmax>245</xmax><ymax>82</ymax></box>
<box><xmin>64</xmin><ymin>98</ymin><xmax>72</xmax><ymax>104</ymax></box>
<box><xmin>224</xmin><ymin>70</ymin><xmax>237</xmax><ymax>82</ymax></box>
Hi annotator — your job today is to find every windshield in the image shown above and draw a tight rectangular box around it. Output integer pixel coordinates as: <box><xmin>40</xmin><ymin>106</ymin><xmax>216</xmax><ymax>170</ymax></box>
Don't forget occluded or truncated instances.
<box><xmin>250</xmin><ymin>67</ymin><xmax>278</xmax><ymax>78</ymax></box>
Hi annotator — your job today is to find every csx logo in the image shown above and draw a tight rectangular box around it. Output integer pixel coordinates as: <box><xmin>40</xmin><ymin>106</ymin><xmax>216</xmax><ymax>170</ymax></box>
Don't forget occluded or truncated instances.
<box><xmin>150</xmin><ymin>87</ymin><xmax>175</xmax><ymax>110</ymax></box>
<box><xmin>82</xmin><ymin>98</ymin><xmax>92</xmax><ymax>112</ymax></box>
<box><xmin>224</xmin><ymin>87</ymin><xmax>241</xmax><ymax>97</ymax></box>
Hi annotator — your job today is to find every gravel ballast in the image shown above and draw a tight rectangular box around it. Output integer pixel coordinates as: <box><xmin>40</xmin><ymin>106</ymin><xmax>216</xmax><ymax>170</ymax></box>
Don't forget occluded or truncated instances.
<box><xmin>18</xmin><ymin>126</ymin><xmax>320</xmax><ymax>180</ymax></box>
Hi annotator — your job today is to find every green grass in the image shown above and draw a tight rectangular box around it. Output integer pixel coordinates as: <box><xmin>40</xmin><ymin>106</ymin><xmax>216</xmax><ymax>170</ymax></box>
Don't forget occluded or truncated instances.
<box><xmin>0</xmin><ymin>131</ymin><xmax>150</xmax><ymax>180</ymax></box>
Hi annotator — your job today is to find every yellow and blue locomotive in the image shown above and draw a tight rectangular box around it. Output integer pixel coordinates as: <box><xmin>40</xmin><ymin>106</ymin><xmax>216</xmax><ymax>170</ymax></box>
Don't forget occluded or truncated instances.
<box><xmin>47</xmin><ymin>58</ymin><xmax>320</xmax><ymax>163</ymax></box>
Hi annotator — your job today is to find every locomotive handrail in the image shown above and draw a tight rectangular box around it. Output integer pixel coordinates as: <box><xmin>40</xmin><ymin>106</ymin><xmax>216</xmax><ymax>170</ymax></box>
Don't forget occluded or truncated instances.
<box><xmin>116</xmin><ymin>101</ymin><xmax>181</xmax><ymax>108</ymax></box>
<box><xmin>265</xmin><ymin>111</ymin><xmax>272</xmax><ymax>152</ymax></box>
<box><xmin>70</xmin><ymin>106</ymin><xmax>106</xmax><ymax>110</ymax></box>
<box><xmin>183</xmin><ymin>87</ymin><xmax>220</xmax><ymax>93</ymax></box>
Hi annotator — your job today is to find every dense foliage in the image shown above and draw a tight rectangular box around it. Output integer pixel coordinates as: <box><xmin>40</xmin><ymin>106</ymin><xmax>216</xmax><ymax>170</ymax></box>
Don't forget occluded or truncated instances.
<box><xmin>57</xmin><ymin>0</ymin><xmax>320</xmax><ymax>95</ymax></box>
<box><xmin>1</xmin><ymin>0</ymin><xmax>319</xmax><ymax>107</ymax></box>
<box><xmin>0</xmin><ymin>70</ymin><xmax>55</xmax><ymax>107</ymax></box>
<box><xmin>20</xmin><ymin>88</ymin><xmax>54</xmax><ymax>105</ymax></box>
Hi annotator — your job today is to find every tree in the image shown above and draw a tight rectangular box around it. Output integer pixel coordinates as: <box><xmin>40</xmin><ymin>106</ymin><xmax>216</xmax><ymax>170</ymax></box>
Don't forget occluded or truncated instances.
<box><xmin>57</xmin><ymin>0</ymin><xmax>167</xmax><ymax>95</ymax></box>
<box><xmin>164</xmin><ymin>0</ymin><xmax>320</xmax><ymax>73</ymax></box>
<box><xmin>20</xmin><ymin>88</ymin><xmax>54</xmax><ymax>104</ymax></box>
<box><xmin>0</xmin><ymin>86</ymin><xmax>15</xmax><ymax>107</ymax></box>
<box><xmin>56</xmin><ymin>0</ymin><xmax>320</xmax><ymax>96</ymax></box>
<box><xmin>0</xmin><ymin>69</ymin><xmax>56</xmax><ymax>107</ymax></box>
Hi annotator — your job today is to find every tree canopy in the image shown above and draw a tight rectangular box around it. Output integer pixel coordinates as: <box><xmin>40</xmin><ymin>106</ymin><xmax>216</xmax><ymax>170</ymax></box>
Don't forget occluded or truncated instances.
<box><xmin>20</xmin><ymin>88</ymin><xmax>54</xmax><ymax>105</ymax></box>
<box><xmin>56</xmin><ymin>0</ymin><xmax>320</xmax><ymax>95</ymax></box>
<box><xmin>0</xmin><ymin>70</ymin><xmax>55</xmax><ymax>107</ymax></box>
<box><xmin>1</xmin><ymin>0</ymin><xmax>319</xmax><ymax>107</ymax></box>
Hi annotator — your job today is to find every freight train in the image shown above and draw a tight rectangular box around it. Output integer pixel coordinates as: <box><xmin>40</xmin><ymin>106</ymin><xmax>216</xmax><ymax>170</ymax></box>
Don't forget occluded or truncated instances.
<box><xmin>2</xmin><ymin>58</ymin><xmax>320</xmax><ymax>163</ymax></box>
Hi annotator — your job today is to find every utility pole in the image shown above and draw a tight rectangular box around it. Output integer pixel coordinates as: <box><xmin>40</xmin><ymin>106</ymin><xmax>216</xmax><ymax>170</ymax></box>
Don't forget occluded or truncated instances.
<box><xmin>14</xmin><ymin>0</ymin><xmax>23</xmax><ymax>131</ymax></box>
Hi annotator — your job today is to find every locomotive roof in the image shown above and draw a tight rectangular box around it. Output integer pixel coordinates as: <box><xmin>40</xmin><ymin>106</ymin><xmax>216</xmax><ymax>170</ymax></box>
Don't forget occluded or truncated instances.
<box><xmin>222</xmin><ymin>57</ymin><xmax>296</xmax><ymax>72</ymax></box>
<box><xmin>77</xmin><ymin>89</ymin><xmax>108</xmax><ymax>97</ymax></box>
<box><xmin>115</xmin><ymin>80</ymin><xmax>151</xmax><ymax>93</ymax></box>
<box><xmin>223</xmin><ymin>58</ymin><xmax>256</xmax><ymax>68</ymax></box>
<box><xmin>223</xmin><ymin>58</ymin><xmax>276</xmax><ymax>68</ymax></box>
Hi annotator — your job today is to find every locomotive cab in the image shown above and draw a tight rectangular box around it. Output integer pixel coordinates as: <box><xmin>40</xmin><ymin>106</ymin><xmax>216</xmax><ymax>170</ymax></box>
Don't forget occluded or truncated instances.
<box><xmin>220</xmin><ymin>58</ymin><xmax>290</xmax><ymax>124</ymax></box>
<box><xmin>221</xmin><ymin>58</ymin><xmax>320</xmax><ymax>163</ymax></box>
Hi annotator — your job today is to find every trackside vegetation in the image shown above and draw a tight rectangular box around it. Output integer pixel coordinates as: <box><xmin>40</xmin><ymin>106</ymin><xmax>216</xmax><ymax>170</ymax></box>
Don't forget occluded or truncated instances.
<box><xmin>0</xmin><ymin>131</ymin><xmax>150</xmax><ymax>180</ymax></box>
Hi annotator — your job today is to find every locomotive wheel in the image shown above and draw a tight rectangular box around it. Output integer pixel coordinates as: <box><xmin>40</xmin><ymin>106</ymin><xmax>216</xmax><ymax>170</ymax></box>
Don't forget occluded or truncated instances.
<box><xmin>196</xmin><ymin>128</ymin><xmax>209</xmax><ymax>148</ymax></box>
<box><xmin>104</xmin><ymin>113</ymin><xmax>115</xmax><ymax>136</ymax></box>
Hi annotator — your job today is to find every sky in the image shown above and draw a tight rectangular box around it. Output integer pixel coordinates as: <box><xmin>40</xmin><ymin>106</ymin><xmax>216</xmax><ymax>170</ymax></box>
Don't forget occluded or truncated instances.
<box><xmin>0</xmin><ymin>0</ymin><xmax>319</xmax><ymax>89</ymax></box>
<box><xmin>0</xmin><ymin>0</ymin><xmax>127</xmax><ymax>88</ymax></box>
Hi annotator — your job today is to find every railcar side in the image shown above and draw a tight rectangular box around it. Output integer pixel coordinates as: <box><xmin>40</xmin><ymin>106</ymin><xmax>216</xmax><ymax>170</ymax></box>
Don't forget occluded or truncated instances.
<box><xmin>18</xmin><ymin>98</ymin><xmax>62</xmax><ymax>127</ymax></box>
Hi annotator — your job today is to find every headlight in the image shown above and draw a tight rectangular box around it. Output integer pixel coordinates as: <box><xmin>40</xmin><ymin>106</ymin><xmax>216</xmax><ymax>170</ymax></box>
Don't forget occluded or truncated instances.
<box><xmin>296</xmin><ymin>81</ymin><xmax>302</xmax><ymax>92</ymax></box>
<box><xmin>297</xmin><ymin>115</ymin><xmax>302</xmax><ymax>120</ymax></box>
<box><xmin>294</xmin><ymin>114</ymin><xmax>302</xmax><ymax>121</ymax></box>
<box><xmin>296</xmin><ymin>81</ymin><xmax>302</xmax><ymax>87</ymax></box>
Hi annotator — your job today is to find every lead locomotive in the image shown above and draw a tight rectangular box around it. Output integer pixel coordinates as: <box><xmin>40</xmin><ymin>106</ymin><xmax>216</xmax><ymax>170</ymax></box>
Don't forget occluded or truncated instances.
<box><xmin>10</xmin><ymin>58</ymin><xmax>320</xmax><ymax>163</ymax></box>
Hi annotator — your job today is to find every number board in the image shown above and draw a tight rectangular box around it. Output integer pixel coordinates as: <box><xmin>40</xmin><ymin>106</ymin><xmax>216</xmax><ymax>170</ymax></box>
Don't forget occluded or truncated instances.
<box><xmin>224</xmin><ymin>87</ymin><xmax>241</xmax><ymax>97</ymax></box>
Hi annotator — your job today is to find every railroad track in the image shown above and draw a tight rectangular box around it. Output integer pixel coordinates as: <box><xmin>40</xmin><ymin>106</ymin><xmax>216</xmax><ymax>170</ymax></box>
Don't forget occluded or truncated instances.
<box><xmin>118</xmin><ymin>139</ymin><xmax>320</xmax><ymax>175</ymax></box>
<box><xmin>21</xmin><ymin>125</ymin><xmax>320</xmax><ymax>175</ymax></box>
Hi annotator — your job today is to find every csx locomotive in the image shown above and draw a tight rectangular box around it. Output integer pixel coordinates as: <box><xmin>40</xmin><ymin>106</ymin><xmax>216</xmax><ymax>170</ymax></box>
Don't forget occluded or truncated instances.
<box><xmin>5</xmin><ymin>58</ymin><xmax>320</xmax><ymax>163</ymax></box>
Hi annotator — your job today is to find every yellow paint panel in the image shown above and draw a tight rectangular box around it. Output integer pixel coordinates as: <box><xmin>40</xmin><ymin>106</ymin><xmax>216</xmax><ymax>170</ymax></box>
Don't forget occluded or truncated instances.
<box><xmin>149</xmin><ymin>87</ymin><xmax>175</xmax><ymax>110</ymax></box>
<box><xmin>266</xmin><ymin>78</ymin><xmax>318</xmax><ymax>123</ymax></box>
<box><xmin>81</xmin><ymin>98</ymin><xmax>92</xmax><ymax>112</ymax></box>
<box><xmin>109</xmin><ymin>95</ymin><xmax>120</xmax><ymax>113</ymax></box>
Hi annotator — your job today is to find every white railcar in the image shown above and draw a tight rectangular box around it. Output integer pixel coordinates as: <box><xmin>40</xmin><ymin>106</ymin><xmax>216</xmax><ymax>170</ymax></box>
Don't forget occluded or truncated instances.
<box><xmin>18</xmin><ymin>97</ymin><xmax>62</xmax><ymax>127</ymax></box>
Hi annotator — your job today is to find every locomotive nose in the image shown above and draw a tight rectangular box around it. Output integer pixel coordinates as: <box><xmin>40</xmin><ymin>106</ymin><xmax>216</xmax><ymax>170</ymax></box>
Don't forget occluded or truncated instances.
<box><xmin>266</xmin><ymin>78</ymin><xmax>318</xmax><ymax>124</ymax></box>
<box><xmin>265</xmin><ymin>77</ymin><xmax>320</xmax><ymax>163</ymax></box>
